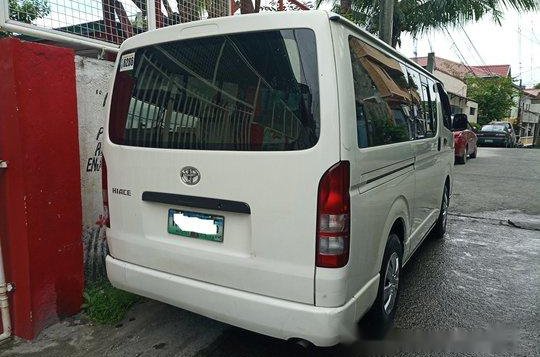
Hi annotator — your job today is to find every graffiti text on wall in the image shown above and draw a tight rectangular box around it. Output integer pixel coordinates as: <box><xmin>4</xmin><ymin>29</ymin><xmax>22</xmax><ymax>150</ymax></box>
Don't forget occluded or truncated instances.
<box><xmin>86</xmin><ymin>127</ymin><xmax>103</xmax><ymax>172</ymax></box>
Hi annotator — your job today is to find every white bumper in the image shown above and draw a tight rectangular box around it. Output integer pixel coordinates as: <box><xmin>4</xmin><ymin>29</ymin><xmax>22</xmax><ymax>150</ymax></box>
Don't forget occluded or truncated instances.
<box><xmin>106</xmin><ymin>255</ymin><xmax>379</xmax><ymax>346</ymax></box>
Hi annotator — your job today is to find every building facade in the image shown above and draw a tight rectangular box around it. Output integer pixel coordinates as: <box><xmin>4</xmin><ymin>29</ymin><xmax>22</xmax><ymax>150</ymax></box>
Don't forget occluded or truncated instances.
<box><xmin>520</xmin><ymin>89</ymin><xmax>540</xmax><ymax>147</ymax></box>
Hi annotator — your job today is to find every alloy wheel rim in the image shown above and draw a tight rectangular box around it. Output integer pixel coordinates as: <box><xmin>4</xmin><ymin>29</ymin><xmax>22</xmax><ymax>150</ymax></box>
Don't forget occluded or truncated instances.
<box><xmin>383</xmin><ymin>252</ymin><xmax>400</xmax><ymax>314</ymax></box>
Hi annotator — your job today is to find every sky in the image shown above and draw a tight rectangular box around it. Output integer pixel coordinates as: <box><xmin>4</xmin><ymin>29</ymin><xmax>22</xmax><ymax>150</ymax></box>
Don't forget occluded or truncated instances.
<box><xmin>397</xmin><ymin>10</ymin><xmax>540</xmax><ymax>88</ymax></box>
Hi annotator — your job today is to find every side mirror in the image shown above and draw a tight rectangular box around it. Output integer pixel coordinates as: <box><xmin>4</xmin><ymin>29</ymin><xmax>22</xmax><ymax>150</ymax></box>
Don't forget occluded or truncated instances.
<box><xmin>452</xmin><ymin>114</ymin><xmax>468</xmax><ymax>131</ymax></box>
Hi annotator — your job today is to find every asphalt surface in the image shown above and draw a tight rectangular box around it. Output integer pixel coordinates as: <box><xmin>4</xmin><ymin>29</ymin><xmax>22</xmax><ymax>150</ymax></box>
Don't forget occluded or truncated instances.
<box><xmin>2</xmin><ymin>147</ymin><xmax>539</xmax><ymax>357</ymax></box>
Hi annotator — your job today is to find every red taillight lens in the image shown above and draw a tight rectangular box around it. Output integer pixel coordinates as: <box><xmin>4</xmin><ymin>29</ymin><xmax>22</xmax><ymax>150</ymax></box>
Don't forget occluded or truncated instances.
<box><xmin>109</xmin><ymin>70</ymin><xmax>134</xmax><ymax>145</ymax></box>
<box><xmin>101</xmin><ymin>157</ymin><xmax>110</xmax><ymax>228</ymax></box>
<box><xmin>316</xmin><ymin>161</ymin><xmax>350</xmax><ymax>268</ymax></box>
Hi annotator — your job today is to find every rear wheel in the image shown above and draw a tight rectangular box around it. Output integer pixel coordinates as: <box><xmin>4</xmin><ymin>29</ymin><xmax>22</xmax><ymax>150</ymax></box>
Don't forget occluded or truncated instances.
<box><xmin>455</xmin><ymin>146</ymin><xmax>467</xmax><ymax>164</ymax></box>
<box><xmin>433</xmin><ymin>185</ymin><xmax>449</xmax><ymax>239</ymax></box>
<box><xmin>364</xmin><ymin>234</ymin><xmax>403</xmax><ymax>339</ymax></box>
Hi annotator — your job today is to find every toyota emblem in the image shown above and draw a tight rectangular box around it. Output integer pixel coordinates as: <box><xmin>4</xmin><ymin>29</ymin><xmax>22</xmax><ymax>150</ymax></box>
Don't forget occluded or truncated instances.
<box><xmin>180</xmin><ymin>166</ymin><xmax>201</xmax><ymax>185</ymax></box>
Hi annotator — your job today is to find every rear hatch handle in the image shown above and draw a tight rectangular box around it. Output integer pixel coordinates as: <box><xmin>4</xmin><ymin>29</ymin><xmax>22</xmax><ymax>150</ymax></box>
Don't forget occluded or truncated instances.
<box><xmin>142</xmin><ymin>191</ymin><xmax>251</xmax><ymax>214</ymax></box>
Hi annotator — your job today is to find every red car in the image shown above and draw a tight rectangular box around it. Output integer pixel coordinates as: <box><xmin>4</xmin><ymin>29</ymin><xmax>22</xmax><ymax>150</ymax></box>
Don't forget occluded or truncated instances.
<box><xmin>452</xmin><ymin>114</ymin><xmax>478</xmax><ymax>164</ymax></box>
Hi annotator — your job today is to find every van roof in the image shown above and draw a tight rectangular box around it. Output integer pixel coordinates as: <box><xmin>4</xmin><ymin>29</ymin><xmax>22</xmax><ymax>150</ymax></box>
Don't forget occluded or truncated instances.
<box><xmin>119</xmin><ymin>10</ymin><xmax>438</xmax><ymax>83</ymax></box>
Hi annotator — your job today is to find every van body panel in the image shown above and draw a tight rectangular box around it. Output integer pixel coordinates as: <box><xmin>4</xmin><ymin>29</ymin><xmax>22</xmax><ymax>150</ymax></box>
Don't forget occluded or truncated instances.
<box><xmin>316</xmin><ymin>18</ymin><xmax>451</xmax><ymax>307</ymax></box>
<box><xmin>105</xmin><ymin>11</ymin><xmax>340</xmax><ymax>304</ymax></box>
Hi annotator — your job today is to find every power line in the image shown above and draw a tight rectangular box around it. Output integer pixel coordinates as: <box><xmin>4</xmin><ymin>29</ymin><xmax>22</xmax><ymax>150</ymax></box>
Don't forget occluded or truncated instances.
<box><xmin>459</xmin><ymin>24</ymin><xmax>491</xmax><ymax>73</ymax></box>
<box><xmin>444</xmin><ymin>28</ymin><xmax>476</xmax><ymax>76</ymax></box>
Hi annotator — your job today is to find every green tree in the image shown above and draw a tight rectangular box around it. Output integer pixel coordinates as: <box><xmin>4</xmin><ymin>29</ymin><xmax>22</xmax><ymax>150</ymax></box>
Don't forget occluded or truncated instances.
<box><xmin>466</xmin><ymin>77</ymin><xmax>518</xmax><ymax>125</ymax></box>
<box><xmin>8</xmin><ymin>0</ymin><xmax>50</xmax><ymax>23</ymax></box>
<box><xmin>336</xmin><ymin>0</ymin><xmax>538</xmax><ymax>47</ymax></box>
<box><xmin>1</xmin><ymin>0</ymin><xmax>50</xmax><ymax>37</ymax></box>
<box><xmin>534</xmin><ymin>83</ymin><xmax>540</xmax><ymax>89</ymax></box>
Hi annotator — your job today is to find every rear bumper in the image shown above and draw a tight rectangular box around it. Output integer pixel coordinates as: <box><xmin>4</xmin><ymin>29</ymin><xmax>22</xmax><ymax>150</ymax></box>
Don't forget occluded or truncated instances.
<box><xmin>106</xmin><ymin>255</ymin><xmax>379</xmax><ymax>346</ymax></box>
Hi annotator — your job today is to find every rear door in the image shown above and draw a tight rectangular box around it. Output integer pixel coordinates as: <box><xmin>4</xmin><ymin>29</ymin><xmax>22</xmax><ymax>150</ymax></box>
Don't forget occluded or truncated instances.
<box><xmin>104</xmin><ymin>18</ymin><xmax>339</xmax><ymax>304</ymax></box>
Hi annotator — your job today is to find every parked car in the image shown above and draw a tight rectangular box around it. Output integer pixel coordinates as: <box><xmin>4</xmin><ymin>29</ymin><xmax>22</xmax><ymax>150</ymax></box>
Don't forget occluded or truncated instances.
<box><xmin>477</xmin><ymin>123</ymin><xmax>514</xmax><ymax>147</ymax></box>
<box><xmin>489</xmin><ymin>121</ymin><xmax>517</xmax><ymax>146</ymax></box>
<box><xmin>452</xmin><ymin>114</ymin><xmax>477</xmax><ymax>164</ymax></box>
<box><xmin>103</xmin><ymin>11</ymin><xmax>454</xmax><ymax>347</ymax></box>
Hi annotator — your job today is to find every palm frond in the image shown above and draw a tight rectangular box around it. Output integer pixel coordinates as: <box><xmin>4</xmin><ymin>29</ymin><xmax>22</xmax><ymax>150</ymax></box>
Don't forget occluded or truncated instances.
<box><xmin>344</xmin><ymin>0</ymin><xmax>538</xmax><ymax>46</ymax></box>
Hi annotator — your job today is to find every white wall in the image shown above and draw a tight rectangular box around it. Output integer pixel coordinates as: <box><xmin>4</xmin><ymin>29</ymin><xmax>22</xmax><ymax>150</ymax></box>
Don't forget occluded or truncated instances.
<box><xmin>434</xmin><ymin>70</ymin><xmax>467</xmax><ymax>97</ymax></box>
<box><xmin>466</xmin><ymin>101</ymin><xmax>478</xmax><ymax>123</ymax></box>
<box><xmin>75</xmin><ymin>56</ymin><xmax>114</xmax><ymax>281</ymax></box>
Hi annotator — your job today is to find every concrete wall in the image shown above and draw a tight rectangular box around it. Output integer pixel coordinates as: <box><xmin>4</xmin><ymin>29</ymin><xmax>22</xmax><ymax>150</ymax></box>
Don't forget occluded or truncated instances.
<box><xmin>75</xmin><ymin>56</ymin><xmax>114</xmax><ymax>282</ymax></box>
<box><xmin>434</xmin><ymin>69</ymin><xmax>467</xmax><ymax>97</ymax></box>
<box><xmin>466</xmin><ymin>101</ymin><xmax>478</xmax><ymax>123</ymax></box>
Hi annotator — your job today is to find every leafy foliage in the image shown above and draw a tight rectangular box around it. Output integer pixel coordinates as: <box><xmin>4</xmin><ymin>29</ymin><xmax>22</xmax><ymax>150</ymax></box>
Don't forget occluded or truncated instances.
<box><xmin>335</xmin><ymin>0</ymin><xmax>538</xmax><ymax>47</ymax></box>
<box><xmin>1</xmin><ymin>0</ymin><xmax>50</xmax><ymax>37</ymax></box>
<box><xmin>466</xmin><ymin>76</ymin><xmax>518</xmax><ymax>125</ymax></box>
<box><xmin>8</xmin><ymin>0</ymin><xmax>50</xmax><ymax>23</ymax></box>
<box><xmin>83</xmin><ymin>280</ymin><xmax>141</xmax><ymax>325</ymax></box>
<box><xmin>534</xmin><ymin>83</ymin><xmax>540</xmax><ymax>90</ymax></box>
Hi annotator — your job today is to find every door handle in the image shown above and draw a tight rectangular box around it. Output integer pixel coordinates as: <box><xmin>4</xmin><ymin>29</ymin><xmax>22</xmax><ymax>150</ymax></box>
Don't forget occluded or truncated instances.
<box><xmin>437</xmin><ymin>137</ymin><xmax>442</xmax><ymax>151</ymax></box>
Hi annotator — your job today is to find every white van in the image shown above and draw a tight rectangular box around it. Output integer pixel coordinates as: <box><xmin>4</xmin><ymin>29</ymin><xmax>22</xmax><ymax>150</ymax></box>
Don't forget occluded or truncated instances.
<box><xmin>104</xmin><ymin>10</ymin><xmax>454</xmax><ymax>346</ymax></box>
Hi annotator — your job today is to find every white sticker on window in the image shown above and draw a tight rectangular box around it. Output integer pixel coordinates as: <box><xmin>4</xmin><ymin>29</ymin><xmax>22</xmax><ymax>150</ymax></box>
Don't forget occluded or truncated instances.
<box><xmin>119</xmin><ymin>52</ymin><xmax>135</xmax><ymax>72</ymax></box>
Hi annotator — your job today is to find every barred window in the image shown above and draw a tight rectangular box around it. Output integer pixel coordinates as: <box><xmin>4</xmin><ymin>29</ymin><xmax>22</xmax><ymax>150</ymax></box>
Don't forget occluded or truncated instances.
<box><xmin>109</xmin><ymin>29</ymin><xmax>319</xmax><ymax>151</ymax></box>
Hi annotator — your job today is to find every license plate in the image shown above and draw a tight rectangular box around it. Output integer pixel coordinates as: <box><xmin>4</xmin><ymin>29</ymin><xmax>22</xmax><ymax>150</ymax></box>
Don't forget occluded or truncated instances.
<box><xmin>485</xmin><ymin>139</ymin><xmax>493</xmax><ymax>143</ymax></box>
<box><xmin>167</xmin><ymin>209</ymin><xmax>224</xmax><ymax>242</ymax></box>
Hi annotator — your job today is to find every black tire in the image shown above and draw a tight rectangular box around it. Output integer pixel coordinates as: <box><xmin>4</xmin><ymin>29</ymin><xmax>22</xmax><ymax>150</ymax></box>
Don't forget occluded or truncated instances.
<box><xmin>469</xmin><ymin>146</ymin><xmax>477</xmax><ymax>159</ymax></box>
<box><xmin>455</xmin><ymin>147</ymin><xmax>467</xmax><ymax>164</ymax></box>
<box><xmin>364</xmin><ymin>234</ymin><xmax>403</xmax><ymax>339</ymax></box>
<box><xmin>432</xmin><ymin>185</ymin><xmax>449</xmax><ymax>239</ymax></box>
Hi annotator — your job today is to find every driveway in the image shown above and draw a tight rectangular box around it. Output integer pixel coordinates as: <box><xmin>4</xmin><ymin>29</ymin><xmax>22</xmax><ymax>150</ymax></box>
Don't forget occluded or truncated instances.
<box><xmin>2</xmin><ymin>147</ymin><xmax>539</xmax><ymax>357</ymax></box>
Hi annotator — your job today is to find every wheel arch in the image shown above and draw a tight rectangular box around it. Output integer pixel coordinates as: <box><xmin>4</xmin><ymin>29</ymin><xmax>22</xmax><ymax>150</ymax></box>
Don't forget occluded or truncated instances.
<box><xmin>374</xmin><ymin>196</ymin><xmax>410</xmax><ymax>273</ymax></box>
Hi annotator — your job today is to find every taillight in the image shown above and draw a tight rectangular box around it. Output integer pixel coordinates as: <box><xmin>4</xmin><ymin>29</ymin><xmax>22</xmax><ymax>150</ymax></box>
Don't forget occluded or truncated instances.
<box><xmin>109</xmin><ymin>70</ymin><xmax>134</xmax><ymax>145</ymax></box>
<box><xmin>101</xmin><ymin>157</ymin><xmax>110</xmax><ymax>228</ymax></box>
<box><xmin>316</xmin><ymin>161</ymin><xmax>350</xmax><ymax>268</ymax></box>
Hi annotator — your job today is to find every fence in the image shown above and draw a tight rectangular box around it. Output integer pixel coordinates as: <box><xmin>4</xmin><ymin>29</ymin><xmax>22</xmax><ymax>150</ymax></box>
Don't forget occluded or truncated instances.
<box><xmin>1</xmin><ymin>0</ymin><xmax>314</xmax><ymax>52</ymax></box>
<box><xmin>0</xmin><ymin>0</ymin><xmax>232</xmax><ymax>51</ymax></box>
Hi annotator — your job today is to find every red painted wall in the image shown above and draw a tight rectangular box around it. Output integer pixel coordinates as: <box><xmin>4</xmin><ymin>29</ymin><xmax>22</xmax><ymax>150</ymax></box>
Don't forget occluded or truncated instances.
<box><xmin>0</xmin><ymin>38</ymin><xmax>84</xmax><ymax>339</ymax></box>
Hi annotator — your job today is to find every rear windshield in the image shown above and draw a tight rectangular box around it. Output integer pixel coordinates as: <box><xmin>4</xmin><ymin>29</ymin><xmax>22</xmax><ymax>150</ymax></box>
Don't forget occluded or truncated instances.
<box><xmin>109</xmin><ymin>29</ymin><xmax>319</xmax><ymax>151</ymax></box>
<box><xmin>481</xmin><ymin>125</ymin><xmax>505</xmax><ymax>132</ymax></box>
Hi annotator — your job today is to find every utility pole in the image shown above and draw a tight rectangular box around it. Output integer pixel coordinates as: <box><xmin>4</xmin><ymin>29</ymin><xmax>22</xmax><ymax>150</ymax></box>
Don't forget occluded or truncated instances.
<box><xmin>378</xmin><ymin>0</ymin><xmax>394</xmax><ymax>46</ymax></box>
<box><xmin>427</xmin><ymin>52</ymin><xmax>435</xmax><ymax>73</ymax></box>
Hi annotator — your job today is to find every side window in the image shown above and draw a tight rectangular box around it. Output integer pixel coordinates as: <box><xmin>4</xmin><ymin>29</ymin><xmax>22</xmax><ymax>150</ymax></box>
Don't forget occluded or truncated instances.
<box><xmin>407</xmin><ymin>68</ymin><xmax>437</xmax><ymax>138</ymax></box>
<box><xmin>349</xmin><ymin>36</ymin><xmax>413</xmax><ymax>148</ymax></box>
<box><xmin>420</xmin><ymin>80</ymin><xmax>433</xmax><ymax>136</ymax></box>
<box><xmin>436</xmin><ymin>82</ymin><xmax>452</xmax><ymax>129</ymax></box>
<box><xmin>427</xmin><ymin>78</ymin><xmax>439</xmax><ymax>135</ymax></box>
<box><xmin>406</xmin><ymin>68</ymin><xmax>425</xmax><ymax>138</ymax></box>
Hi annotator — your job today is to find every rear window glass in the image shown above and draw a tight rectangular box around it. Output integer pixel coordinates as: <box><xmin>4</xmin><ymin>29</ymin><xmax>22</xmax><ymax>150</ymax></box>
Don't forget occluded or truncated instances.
<box><xmin>109</xmin><ymin>29</ymin><xmax>319</xmax><ymax>151</ymax></box>
<box><xmin>481</xmin><ymin>125</ymin><xmax>505</xmax><ymax>132</ymax></box>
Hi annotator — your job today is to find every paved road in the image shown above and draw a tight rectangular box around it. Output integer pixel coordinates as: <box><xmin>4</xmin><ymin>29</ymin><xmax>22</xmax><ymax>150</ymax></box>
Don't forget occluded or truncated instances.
<box><xmin>3</xmin><ymin>148</ymin><xmax>539</xmax><ymax>357</ymax></box>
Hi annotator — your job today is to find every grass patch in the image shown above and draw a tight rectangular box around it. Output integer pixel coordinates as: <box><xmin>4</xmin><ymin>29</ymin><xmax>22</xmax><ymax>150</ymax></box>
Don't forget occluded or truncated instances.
<box><xmin>83</xmin><ymin>280</ymin><xmax>141</xmax><ymax>325</ymax></box>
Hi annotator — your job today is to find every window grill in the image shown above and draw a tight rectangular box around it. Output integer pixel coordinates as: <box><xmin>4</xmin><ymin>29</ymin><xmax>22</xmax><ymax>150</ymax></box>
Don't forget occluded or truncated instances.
<box><xmin>110</xmin><ymin>29</ymin><xmax>319</xmax><ymax>151</ymax></box>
